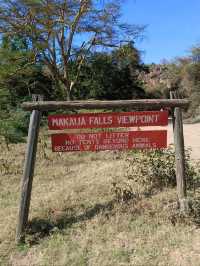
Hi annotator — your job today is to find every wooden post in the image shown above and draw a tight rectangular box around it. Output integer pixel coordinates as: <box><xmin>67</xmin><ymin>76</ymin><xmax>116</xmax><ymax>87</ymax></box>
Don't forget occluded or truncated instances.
<box><xmin>172</xmin><ymin>92</ymin><xmax>189</xmax><ymax>213</ymax></box>
<box><xmin>170</xmin><ymin>91</ymin><xmax>175</xmax><ymax>131</ymax></box>
<box><xmin>16</xmin><ymin>95</ymin><xmax>43</xmax><ymax>244</ymax></box>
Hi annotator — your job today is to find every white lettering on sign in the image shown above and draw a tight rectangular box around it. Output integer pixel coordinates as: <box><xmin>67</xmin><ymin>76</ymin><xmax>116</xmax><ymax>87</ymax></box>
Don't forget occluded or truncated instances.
<box><xmin>48</xmin><ymin>111</ymin><xmax>168</xmax><ymax>129</ymax></box>
<box><xmin>54</xmin><ymin>145</ymin><xmax>80</xmax><ymax>152</ymax></box>
<box><xmin>134</xmin><ymin>137</ymin><xmax>149</xmax><ymax>143</ymax></box>
<box><xmin>117</xmin><ymin>114</ymin><xmax>159</xmax><ymax>125</ymax></box>
<box><xmin>94</xmin><ymin>143</ymin><xmax>128</xmax><ymax>151</ymax></box>
<box><xmin>105</xmin><ymin>132</ymin><xmax>129</xmax><ymax>139</ymax></box>
<box><xmin>88</xmin><ymin>116</ymin><xmax>113</xmax><ymax>126</ymax></box>
<box><xmin>65</xmin><ymin>140</ymin><xmax>75</xmax><ymax>145</ymax></box>
<box><xmin>51</xmin><ymin>117</ymin><xmax>86</xmax><ymax>128</ymax></box>
<box><xmin>51</xmin><ymin>130</ymin><xmax>167</xmax><ymax>152</ymax></box>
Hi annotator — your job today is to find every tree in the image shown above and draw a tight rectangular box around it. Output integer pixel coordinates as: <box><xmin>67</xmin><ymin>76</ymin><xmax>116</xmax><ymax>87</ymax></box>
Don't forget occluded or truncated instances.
<box><xmin>73</xmin><ymin>43</ymin><xmax>146</xmax><ymax>100</ymax></box>
<box><xmin>0</xmin><ymin>34</ymin><xmax>53</xmax><ymax>103</ymax></box>
<box><xmin>0</xmin><ymin>0</ymin><xmax>144</xmax><ymax>99</ymax></box>
<box><xmin>0</xmin><ymin>34</ymin><xmax>53</xmax><ymax>144</ymax></box>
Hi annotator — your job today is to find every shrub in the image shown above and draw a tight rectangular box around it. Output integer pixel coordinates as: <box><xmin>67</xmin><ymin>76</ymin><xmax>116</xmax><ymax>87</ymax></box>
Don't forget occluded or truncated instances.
<box><xmin>111</xmin><ymin>146</ymin><xmax>200</xmax><ymax>202</ymax></box>
<box><xmin>0</xmin><ymin>108</ymin><xmax>29</xmax><ymax>147</ymax></box>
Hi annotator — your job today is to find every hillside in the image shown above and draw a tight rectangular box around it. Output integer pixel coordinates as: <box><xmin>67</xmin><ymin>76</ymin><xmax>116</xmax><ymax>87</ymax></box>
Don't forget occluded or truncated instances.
<box><xmin>139</xmin><ymin>60</ymin><xmax>200</xmax><ymax>119</ymax></box>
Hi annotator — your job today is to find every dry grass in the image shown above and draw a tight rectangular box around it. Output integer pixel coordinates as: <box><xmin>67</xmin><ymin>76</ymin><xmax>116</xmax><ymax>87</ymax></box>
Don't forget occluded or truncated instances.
<box><xmin>1</xmin><ymin>133</ymin><xmax>200</xmax><ymax>266</ymax></box>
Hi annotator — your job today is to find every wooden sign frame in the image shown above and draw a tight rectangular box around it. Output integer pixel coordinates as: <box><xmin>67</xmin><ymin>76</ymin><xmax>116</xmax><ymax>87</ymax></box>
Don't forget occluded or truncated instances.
<box><xmin>16</xmin><ymin>97</ymin><xmax>190</xmax><ymax>244</ymax></box>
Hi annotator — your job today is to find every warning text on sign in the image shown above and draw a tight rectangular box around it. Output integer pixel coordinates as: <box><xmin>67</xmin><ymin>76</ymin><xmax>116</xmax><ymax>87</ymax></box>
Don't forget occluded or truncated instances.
<box><xmin>51</xmin><ymin>130</ymin><xmax>167</xmax><ymax>152</ymax></box>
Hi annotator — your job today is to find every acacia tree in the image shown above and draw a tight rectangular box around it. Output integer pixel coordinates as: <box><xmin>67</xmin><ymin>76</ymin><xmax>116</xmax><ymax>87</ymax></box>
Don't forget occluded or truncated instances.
<box><xmin>0</xmin><ymin>0</ymin><xmax>144</xmax><ymax>100</ymax></box>
<box><xmin>73</xmin><ymin>42</ymin><xmax>145</xmax><ymax>100</ymax></box>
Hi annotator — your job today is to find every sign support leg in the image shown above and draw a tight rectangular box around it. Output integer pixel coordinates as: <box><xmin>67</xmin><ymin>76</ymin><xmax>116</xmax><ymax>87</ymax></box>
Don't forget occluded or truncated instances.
<box><xmin>170</xmin><ymin>91</ymin><xmax>175</xmax><ymax>131</ymax></box>
<box><xmin>170</xmin><ymin>90</ymin><xmax>188</xmax><ymax>213</ymax></box>
<box><xmin>174</xmin><ymin>106</ymin><xmax>189</xmax><ymax>213</ymax></box>
<box><xmin>16</xmin><ymin>97</ymin><xmax>42</xmax><ymax>244</ymax></box>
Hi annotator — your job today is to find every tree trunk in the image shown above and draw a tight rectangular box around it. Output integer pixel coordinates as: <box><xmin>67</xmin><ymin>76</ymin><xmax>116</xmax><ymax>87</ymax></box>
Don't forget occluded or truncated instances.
<box><xmin>63</xmin><ymin>76</ymin><xmax>71</xmax><ymax>101</ymax></box>
<box><xmin>65</xmin><ymin>86</ymin><xmax>71</xmax><ymax>101</ymax></box>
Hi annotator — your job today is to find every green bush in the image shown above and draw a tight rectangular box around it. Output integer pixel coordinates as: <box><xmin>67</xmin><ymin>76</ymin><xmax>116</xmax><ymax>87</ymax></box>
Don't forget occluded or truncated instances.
<box><xmin>111</xmin><ymin>146</ymin><xmax>200</xmax><ymax>202</ymax></box>
<box><xmin>0</xmin><ymin>108</ymin><xmax>29</xmax><ymax>146</ymax></box>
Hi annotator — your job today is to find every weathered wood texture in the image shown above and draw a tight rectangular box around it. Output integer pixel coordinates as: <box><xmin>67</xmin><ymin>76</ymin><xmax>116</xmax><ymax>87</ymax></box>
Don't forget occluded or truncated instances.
<box><xmin>174</xmin><ymin>107</ymin><xmax>187</xmax><ymax>198</ymax></box>
<box><xmin>170</xmin><ymin>91</ymin><xmax>175</xmax><ymax>131</ymax></box>
<box><xmin>16</xmin><ymin>99</ymin><xmax>42</xmax><ymax>244</ymax></box>
<box><xmin>171</xmin><ymin>92</ymin><xmax>188</xmax><ymax>212</ymax></box>
<box><xmin>22</xmin><ymin>99</ymin><xmax>190</xmax><ymax>111</ymax></box>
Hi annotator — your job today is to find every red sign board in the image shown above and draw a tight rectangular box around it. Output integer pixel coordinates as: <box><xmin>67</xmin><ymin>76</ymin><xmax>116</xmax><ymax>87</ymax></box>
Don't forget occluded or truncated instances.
<box><xmin>48</xmin><ymin>111</ymin><xmax>168</xmax><ymax>130</ymax></box>
<box><xmin>51</xmin><ymin>130</ymin><xmax>167</xmax><ymax>152</ymax></box>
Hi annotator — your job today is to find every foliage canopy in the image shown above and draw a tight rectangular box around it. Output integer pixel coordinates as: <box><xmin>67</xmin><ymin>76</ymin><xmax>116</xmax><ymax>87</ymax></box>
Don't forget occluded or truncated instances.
<box><xmin>0</xmin><ymin>0</ymin><xmax>145</xmax><ymax>99</ymax></box>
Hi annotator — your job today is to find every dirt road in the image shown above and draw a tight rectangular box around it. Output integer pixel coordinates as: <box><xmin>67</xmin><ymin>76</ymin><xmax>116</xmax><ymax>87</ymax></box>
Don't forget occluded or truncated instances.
<box><xmin>168</xmin><ymin>122</ymin><xmax>200</xmax><ymax>161</ymax></box>
<box><xmin>141</xmin><ymin>122</ymin><xmax>200</xmax><ymax>160</ymax></box>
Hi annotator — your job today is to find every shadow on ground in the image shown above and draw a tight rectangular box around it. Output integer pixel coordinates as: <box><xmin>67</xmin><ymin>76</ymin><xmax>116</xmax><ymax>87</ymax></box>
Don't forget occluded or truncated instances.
<box><xmin>25</xmin><ymin>193</ymin><xmax>200</xmax><ymax>246</ymax></box>
<box><xmin>26</xmin><ymin>199</ymin><xmax>117</xmax><ymax>245</ymax></box>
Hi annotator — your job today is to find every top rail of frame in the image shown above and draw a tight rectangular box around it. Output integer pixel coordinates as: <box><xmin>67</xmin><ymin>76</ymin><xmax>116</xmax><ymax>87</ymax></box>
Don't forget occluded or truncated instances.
<box><xmin>22</xmin><ymin>99</ymin><xmax>190</xmax><ymax>111</ymax></box>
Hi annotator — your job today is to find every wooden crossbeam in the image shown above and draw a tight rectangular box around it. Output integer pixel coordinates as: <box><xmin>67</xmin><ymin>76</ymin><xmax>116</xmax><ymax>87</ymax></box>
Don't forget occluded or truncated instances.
<box><xmin>22</xmin><ymin>99</ymin><xmax>190</xmax><ymax>111</ymax></box>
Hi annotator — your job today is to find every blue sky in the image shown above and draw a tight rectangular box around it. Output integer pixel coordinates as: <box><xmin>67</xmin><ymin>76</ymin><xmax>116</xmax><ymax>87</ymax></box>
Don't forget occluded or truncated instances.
<box><xmin>123</xmin><ymin>0</ymin><xmax>200</xmax><ymax>64</ymax></box>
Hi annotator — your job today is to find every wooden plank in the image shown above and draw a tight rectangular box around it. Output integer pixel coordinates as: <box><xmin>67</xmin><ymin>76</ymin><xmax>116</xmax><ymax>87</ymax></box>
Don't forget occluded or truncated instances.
<box><xmin>48</xmin><ymin>111</ymin><xmax>168</xmax><ymax>130</ymax></box>
<box><xmin>51</xmin><ymin>130</ymin><xmax>167</xmax><ymax>152</ymax></box>
<box><xmin>16</xmin><ymin>109</ymin><xmax>41</xmax><ymax>244</ymax></box>
<box><xmin>22</xmin><ymin>99</ymin><xmax>190</xmax><ymax>111</ymax></box>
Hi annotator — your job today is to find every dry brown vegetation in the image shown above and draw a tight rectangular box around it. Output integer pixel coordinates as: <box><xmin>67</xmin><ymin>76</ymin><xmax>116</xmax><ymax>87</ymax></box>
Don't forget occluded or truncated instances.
<box><xmin>1</xmin><ymin>132</ymin><xmax>200</xmax><ymax>266</ymax></box>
